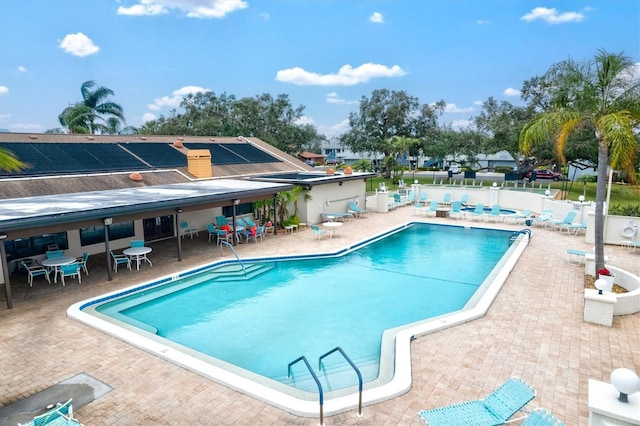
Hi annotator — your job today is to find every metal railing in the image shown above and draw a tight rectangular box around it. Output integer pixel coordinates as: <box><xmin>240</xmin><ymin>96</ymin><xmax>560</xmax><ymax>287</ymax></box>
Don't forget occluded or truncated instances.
<box><xmin>219</xmin><ymin>240</ymin><xmax>246</xmax><ymax>276</ymax></box>
<box><xmin>288</xmin><ymin>356</ymin><xmax>324</xmax><ymax>425</ymax></box>
<box><xmin>318</xmin><ymin>346</ymin><xmax>363</xmax><ymax>417</ymax></box>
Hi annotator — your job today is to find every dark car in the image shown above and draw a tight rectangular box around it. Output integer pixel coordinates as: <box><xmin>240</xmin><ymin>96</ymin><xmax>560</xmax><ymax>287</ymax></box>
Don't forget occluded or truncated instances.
<box><xmin>304</xmin><ymin>160</ymin><xmax>316</xmax><ymax>167</ymax></box>
<box><xmin>526</xmin><ymin>169</ymin><xmax>564</xmax><ymax>181</ymax></box>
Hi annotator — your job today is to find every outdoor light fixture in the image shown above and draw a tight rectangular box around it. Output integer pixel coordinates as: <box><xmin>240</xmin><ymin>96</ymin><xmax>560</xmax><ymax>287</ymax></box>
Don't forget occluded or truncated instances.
<box><xmin>233</xmin><ymin>199</ymin><xmax>240</xmax><ymax>205</ymax></box>
<box><xmin>579</xmin><ymin>195</ymin><xmax>585</xmax><ymax>203</ymax></box>
<box><xmin>610</xmin><ymin>368</ymin><xmax>640</xmax><ymax>403</ymax></box>
<box><xmin>103</xmin><ymin>218</ymin><xmax>113</xmax><ymax>226</ymax></box>
<box><xmin>492</xmin><ymin>182</ymin><xmax>497</xmax><ymax>187</ymax></box>
<box><xmin>545</xmin><ymin>189</ymin><xmax>551</xmax><ymax>197</ymax></box>
<box><xmin>594</xmin><ymin>278</ymin><xmax>612</xmax><ymax>295</ymax></box>
<box><xmin>177</xmin><ymin>208</ymin><xmax>183</xmax><ymax>213</ymax></box>
<box><xmin>0</xmin><ymin>234</ymin><xmax>7</xmax><ymax>240</ymax></box>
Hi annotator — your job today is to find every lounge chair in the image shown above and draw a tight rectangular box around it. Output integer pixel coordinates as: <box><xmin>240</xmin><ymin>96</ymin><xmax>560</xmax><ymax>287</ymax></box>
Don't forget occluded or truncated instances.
<box><xmin>348</xmin><ymin>200</ymin><xmax>368</xmax><ymax>217</ymax></box>
<box><xmin>18</xmin><ymin>398</ymin><xmax>83</xmax><ymax>426</ymax></box>
<box><xmin>21</xmin><ymin>260</ymin><xmax>50</xmax><ymax>287</ymax></box>
<box><xmin>486</xmin><ymin>204</ymin><xmax>502</xmax><ymax>222</ymax></box>
<box><xmin>566</xmin><ymin>249</ymin><xmax>586</xmax><ymax>266</ymax></box>
<box><xmin>418</xmin><ymin>377</ymin><xmax>536</xmax><ymax>426</ymax></box>
<box><xmin>561</xmin><ymin>219</ymin><xmax>587</xmax><ymax>235</ymax></box>
<box><xmin>441</xmin><ymin>193</ymin><xmax>452</xmax><ymax>205</ymax></box>
<box><xmin>59</xmin><ymin>262</ymin><xmax>82</xmax><ymax>286</ymax></box>
<box><xmin>423</xmin><ymin>200</ymin><xmax>439</xmax><ymax>217</ymax></box>
<box><xmin>467</xmin><ymin>203</ymin><xmax>485</xmax><ymax>220</ymax></box>
<box><xmin>310</xmin><ymin>224</ymin><xmax>327</xmax><ymax>240</ymax></box>
<box><xmin>459</xmin><ymin>193</ymin><xmax>469</xmax><ymax>206</ymax></box>
<box><xmin>110</xmin><ymin>251</ymin><xmax>132</xmax><ymax>272</ymax></box>
<box><xmin>533</xmin><ymin>209</ymin><xmax>554</xmax><ymax>228</ymax></box>
<box><xmin>215</xmin><ymin>215</ymin><xmax>228</xmax><ymax>227</ymax></box>
<box><xmin>550</xmin><ymin>211</ymin><xmax>577</xmax><ymax>231</ymax></box>
<box><xmin>507</xmin><ymin>209</ymin><xmax>532</xmax><ymax>224</ymax></box>
<box><xmin>522</xmin><ymin>408</ymin><xmax>565</xmax><ymax>425</ymax></box>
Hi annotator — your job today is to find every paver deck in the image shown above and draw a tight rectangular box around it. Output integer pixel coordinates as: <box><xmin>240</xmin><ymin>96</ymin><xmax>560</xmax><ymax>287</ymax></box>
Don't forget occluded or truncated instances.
<box><xmin>1</xmin><ymin>207</ymin><xmax>638</xmax><ymax>425</ymax></box>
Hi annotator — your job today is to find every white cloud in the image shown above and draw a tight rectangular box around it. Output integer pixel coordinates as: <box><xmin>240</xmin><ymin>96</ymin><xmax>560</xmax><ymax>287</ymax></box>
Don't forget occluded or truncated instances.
<box><xmin>476</xmin><ymin>19</ymin><xmax>490</xmax><ymax>25</ymax></box>
<box><xmin>317</xmin><ymin>119</ymin><xmax>350</xmax><ymax>138</ymax></box>
<box><xmin>58</xmin><ymin>33</ymin><xmax>100</xmax><ymax>57</ymax></box>
<box><xmin>148</xmin><ymin>85</ymin><xmax>209</xmax><ymax>110</ymax></box>
<box><xmin>504</xmin><ymin>88</ymin><xmax>521</xmax><ymax>97</ymax></box>
<box><xmin>449</xmin><ymin>119</ymin><xmax>473</xmax><ymax>130</ymax></box>
<box><xmin>0</xmin><ymin>86</ymin><xmax>9</xmax><ymax>95</ymax></box>
<box><xmin>326</xmin><ymin>92</ymin><xmax>359</xmax><ymax>105</ymax></box>
<box><xmin>142</xmin><ymin>112</ymin><xmax>157</xmax><ymax>123</ymax></box>
<box><xmin>369</xmin><ymin>12</ymin><xmax>384</xmax><ymax>23</ymax></box>
<box><xmin>473</xmin><ymin>100</ymin><xmax>483</xmax><ymax>106</ymax></box>
<box><xmin>17</xmin><ymin>66</ymin><xmax>28</xmax><ymax>73</ymax></box>
<box><xmin>295</xmin><ymin>116</ymin><xmax>314</xmax><ymax>126</ymax></box>
<box><xmin>276</xmin><ymin>63</ymin><xmax>407</xmax><ymax>86</ymax></box>
<box><xmin>0</xmin><ymin>113</ymin><xmax>11</xmax><ymax>122</ymax></box>
<box><xmin>521</xmin><ymin>7</ymin><xmax>585</xmax><ymax>24</ymax></box>
<box><xmin>8</xmin><ymin>122</ymin><xmax>42</xmax><ymax>131</ymax></box>
<box><xmin>444</xmin><ymin>103</ymin><xmax>475</xmax><ymax>113</ymax></box>
<box><xmin>118</xmin><ymin>0</ymin><xmax>248</xmax><ymax>19</ymax></box>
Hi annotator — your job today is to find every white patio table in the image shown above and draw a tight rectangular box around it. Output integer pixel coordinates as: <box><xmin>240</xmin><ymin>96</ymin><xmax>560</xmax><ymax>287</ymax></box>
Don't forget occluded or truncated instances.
<box><xmin>123</xmin><ymin>247</ymin><xmax>153</xmax><ymax>270</ymax></box>
<box><xmin>41</xmin><ymin>256</ymin><xmax>76</xmax><ymax>283</ymax></box>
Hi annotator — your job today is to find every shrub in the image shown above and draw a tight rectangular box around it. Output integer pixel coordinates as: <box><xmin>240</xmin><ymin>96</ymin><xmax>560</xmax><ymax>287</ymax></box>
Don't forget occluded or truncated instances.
<box><xmin>609</xmin><ymin>203</ymin><xmax>640</xmax><ymax>217</ymax></box>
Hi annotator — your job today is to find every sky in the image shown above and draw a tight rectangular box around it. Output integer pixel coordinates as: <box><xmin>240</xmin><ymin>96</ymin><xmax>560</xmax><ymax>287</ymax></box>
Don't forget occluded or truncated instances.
<box><xmin>0</xmin><ymin>0</ymin><xmax>638</xmax><ymax>139</ymax></box>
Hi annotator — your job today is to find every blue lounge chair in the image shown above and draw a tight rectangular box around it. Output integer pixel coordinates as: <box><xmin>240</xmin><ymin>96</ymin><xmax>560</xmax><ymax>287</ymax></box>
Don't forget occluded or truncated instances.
<box><xmin>441</xmin><ymin>193</ymin><xmax>452</xmax><ymax>205</ymax></box>
<box><xmin>467</xmin><ymin>202</ymin><xmax>485</xmax><ymax>220</ymax></box>
<box><xmin>550</xmin><ymin>211</ymin><xmax>577</xmax><ymax>230</ymax></box>
<box><xmin>459</xmin><ymin>193</ymin><xmax>469</xmax><ymax>206</ymax></box>
<box><xmin>18</xmin><ymin>398</ymin><xmax>82</xmax><ymax>426</ymax></box>
<box><xmin>448</xmin><ymin>201</ymin><xmax>462</xmax><ymax>219</ymax></box>
<box><xmin>507</xmin><ymin>209</ymin><xmax>532</xmax><ymax>224</ymax></box>
<box><xmin>566</xmin><ymin>248</ymin><xmax>586</xmax><ymax>266</ymax></box>
<box><xmin>561</xmin><ymin>219</ymin><xmax>587</xmax><ymax>235</ymax></box>
<box><xmin>522</xmin><ymin>408</ymin><xmax>565</xmax><ymax>425</ymax></box>
<box><xmin>423</xmin><ymin>200</ymin><xmax>439</xmax><ymax>217</ymax></box>
<box><xmin>418</xmin><ymin>377</ymin><xmax>536</xmax><ymax>426</ymax></box>
<box><xmin>486</xmin><ymin>204</ymin><xmax>502</xmax><ymax>222</ymax></box>
<box><xmin>348</xmin><ymin>200</ymin><xmax>368</xmax><ymax>217</ymax></box>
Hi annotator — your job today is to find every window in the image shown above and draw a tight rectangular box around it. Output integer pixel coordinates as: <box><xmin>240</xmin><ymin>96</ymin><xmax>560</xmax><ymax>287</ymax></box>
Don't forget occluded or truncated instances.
<box><xmin>4</xmin><ymin>232</ymin><xmax>68</xmax><ymax>260</ymax></box>
<box><xmin>80</xmin><ymin>222</ymin><xmax>135</xmax><ymax>246</ymax></box>
<box><xmin>222</xmin><ymin>202</ymin><xmax>253</xmax><ymax>218</ymax></box>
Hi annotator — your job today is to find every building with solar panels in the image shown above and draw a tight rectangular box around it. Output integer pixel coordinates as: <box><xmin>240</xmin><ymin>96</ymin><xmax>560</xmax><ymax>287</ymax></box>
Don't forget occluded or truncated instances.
<box><xmin>0</xmin><ymin>133</ymin><xmax>374</xmax><ymax>304</ymax></box>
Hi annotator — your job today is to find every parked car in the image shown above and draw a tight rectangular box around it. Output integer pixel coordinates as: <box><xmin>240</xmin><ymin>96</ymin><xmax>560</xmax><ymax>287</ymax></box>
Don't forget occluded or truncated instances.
<box><xmin>448</xmin><ymin>163</ymin><xmax>462</xmax><ymax>174</ymax></box>
<box><xmin>304</xmin><ymin>160</ymin><xmax>316</xmax><ymax>167</ymax></box>
<box><xmin>525</xmin><ymin>169</ymin><xmax>564</xmax><ymax>181</ymax></box>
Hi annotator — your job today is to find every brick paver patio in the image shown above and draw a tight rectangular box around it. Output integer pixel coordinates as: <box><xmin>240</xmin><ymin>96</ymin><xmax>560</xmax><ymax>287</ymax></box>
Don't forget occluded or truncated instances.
<box><xmin>1</xmin><ymin>207</ymin><xmax>638</xmax><ymax>425</ymax></box>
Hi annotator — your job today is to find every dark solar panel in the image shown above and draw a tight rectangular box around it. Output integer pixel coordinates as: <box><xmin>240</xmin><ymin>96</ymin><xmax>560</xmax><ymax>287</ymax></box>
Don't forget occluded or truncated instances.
<box><xmin>0</xmin><ymin>143</ymin><xmax>150</xmax><ymax>176</ymax></box>
<box><xmin>184</xmin><ymin>142</ymin><xmax>280</xmax><ymax>165</ymax></box>
<box><xmin>120</xmin><ymin>143</ymin><xmax>187</xmax><ymax>168</ymax></box>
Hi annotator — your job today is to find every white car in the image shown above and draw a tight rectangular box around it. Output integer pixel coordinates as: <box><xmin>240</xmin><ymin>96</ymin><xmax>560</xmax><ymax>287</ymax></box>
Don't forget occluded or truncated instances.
<box><xmin>448</xmin><ymin>164</ymin><xmax>462</xmax><ymax>174</ymax></box>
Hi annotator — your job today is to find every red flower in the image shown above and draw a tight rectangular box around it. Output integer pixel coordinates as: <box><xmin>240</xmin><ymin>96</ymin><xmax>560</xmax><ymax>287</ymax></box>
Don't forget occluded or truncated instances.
<box><xmin>598</xmin><ymin>268</ymin><xmax>611</xmax><ymax>276</ymax></box>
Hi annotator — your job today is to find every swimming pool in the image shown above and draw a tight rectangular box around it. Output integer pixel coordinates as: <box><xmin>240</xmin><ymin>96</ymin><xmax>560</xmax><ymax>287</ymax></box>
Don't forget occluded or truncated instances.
<box><xmin>69</xmin><ymin>222</ymin><xmax>530</xmax><ymax>416</ymax></box>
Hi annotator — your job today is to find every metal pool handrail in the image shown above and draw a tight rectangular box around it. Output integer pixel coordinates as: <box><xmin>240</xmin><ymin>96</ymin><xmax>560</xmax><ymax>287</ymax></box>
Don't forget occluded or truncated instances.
<box><xmin>509</xmin><ymin>228</ymin><xmax>532</xmax><ymax>245</ymax></box>
<box><xmin>288</xmin><ymin>356</ymin><xmax>324</xmax><ymax>425</ymax></box>
<box><xmin>219</xmin><ymin>240</ymin><xmax>246</xmax><ymax>276</ymax></box>
<box><xmin>318</xmin><ymin>346</ymin><xmax>363</xmax><ymax>417</ymax></box>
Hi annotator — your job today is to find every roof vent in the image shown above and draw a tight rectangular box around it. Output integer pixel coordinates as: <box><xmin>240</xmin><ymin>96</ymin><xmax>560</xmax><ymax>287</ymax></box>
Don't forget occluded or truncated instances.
<box><xmin>172</xmin><ymin>139</ymin><xmax>184</xmax><ymax>148</ymax></box>
<box><xmin>139</xmin><ymin>137</ymin><xmax>147</xmax><ymax>140</ymax></box>
<box><xmin>28</xmin><ymin>135</ymin><xmax>38</xmax><ymax>140</ymax></box>
<box><xmin>129</xmin><ymin>172</ymin><xmax>143</xmax><ymax>181</ymax></box>
<box><xmin>86</xmin><ymin>136</ymin><xmax>95</xmax><ymax>140</ymax></box>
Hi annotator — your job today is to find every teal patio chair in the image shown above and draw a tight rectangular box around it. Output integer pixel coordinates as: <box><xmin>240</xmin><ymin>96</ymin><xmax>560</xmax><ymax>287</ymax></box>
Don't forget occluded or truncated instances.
<box><xmin>75</xmin><ymin>252</ymin><xmax>90</xmax><ymax>275</ymax></box>
<box><xmin>310</xmin><ymin>224</ymin><xmax>327</xmax><ymax>240</ymax></box>
<box><xmin>216</xmin><ymin>229</ymin><xmax>233</xmax><ymax>246</ymax></box>
<box><xmin>507</xmin><ymin>209</ymin><xmax>532</xmax><ymax>224</ymax></box>
<box><xmin>486</xmin><ymin>204</ymin><xmax>502</xmax><ymax>222</ymax></box>
<box><xmin>423</xmin><ymin>200</ymin><xmax>439</xmax><ymax>217</ymax></box>
<box><xmin>21</xmin><ymin>260</ymin><xmax>50</xmax><ymax>287</ymax></box>
<box><xmin>522</xmin><ymin>408</ymin><xmax>564</xmax><ymax>426</ymax></box>
<box><xmin>46</xmin><ymin>250</ymin><xmax>64</xmax><ymax>259</ymax></box>
<box><xmin>348</xmin><ymin>200</ymin><xmax>368</xmax><ymax>217</ymax></box>
<box><xmin>110</xmin><ymin>251</ymin><xmax>131</xmax><ymax>272</ymax></box>
<box><xmin>441</xmin><ymin>193</ymin><xmax>452</xmax><ymax>205</ymax></box>
<box><xmin>130</xmin><ymin>239</ymin><xmax>145</xmax><ymax>247</ymax></box>
<box><xmin>448</xmin><ymin>201</ymin><xmax>462</xmax><ymax>219</ymax></box>
<box><xmin>467</xmin><ymin>202</ymin><xmax>485</xmax><ymax>220</ymax></box>
<box><xmin>207</xmin><ymin>223</ymin><xmax>217</xmax><ymax>242</ymax></box>
<box><xmin>59</xmin><ymin>262</ymin><xmax>81</xmax><ymax>286</ymax></box>
<box><xmin>561</xmin><ymin>219</ymin><xmax>587</xmax><ymax>235</ymax></box>
<box><xmin>180</xmin><ymin>221</ymin><xmax>198</xmax><ymax>239</ymax></box>
<box><xmin>215</xmin><ymin>215</ymin><xmax>229</xmax><ymax>227</ymax></box>
<box><xmin>18</xmin><ymin>398</ymin><xmax>82</xmax><ymax>426</ymax></box>
<box><xmin>418</xmin><ymin>377</ymin><xmax>536</xmax><ymax>426</ymax></box>
<box><xmin>459</xmin><ymin>193</ymin><xmax>469</xmax><ymax>206</ymax></box>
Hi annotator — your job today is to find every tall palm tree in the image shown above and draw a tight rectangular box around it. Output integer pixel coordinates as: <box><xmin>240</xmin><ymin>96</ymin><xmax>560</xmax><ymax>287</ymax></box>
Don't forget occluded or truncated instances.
<box><xmin>520</xmin><ymin>50</ymin><xmax>640</xmax><ymax>274</ymax></box>
<box><xmin>59</xmin><ymin>81</ymin><xmax>125</xmax><ymax>134</ymax></box>
<box><xmin>0</xmin><ymin>148</ymin><xmax>24</xmax><ymax>172</ymax></box>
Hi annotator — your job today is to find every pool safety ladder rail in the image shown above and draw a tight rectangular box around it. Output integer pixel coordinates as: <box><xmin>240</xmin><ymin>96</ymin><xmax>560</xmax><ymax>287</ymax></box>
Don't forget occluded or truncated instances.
<box><xmin>219</xmin><ymin>240</ymin><xmax>246</xmax><ymax>276</ymax></box>
<box><xmin>509</xmin><ymin>228</ymin><xmax>532</xmax><ymax>245</ymax></box>
<box><xmin>288</xmin><ymin>347</ymin><xmax>363</xmax><ymax>425</ymax></box>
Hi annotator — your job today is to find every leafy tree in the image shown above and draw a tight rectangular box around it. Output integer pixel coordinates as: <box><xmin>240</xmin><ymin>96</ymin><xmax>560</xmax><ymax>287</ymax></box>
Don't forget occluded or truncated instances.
<box><xmin>138</xmin><ymin>91</ymin><xmax>325</xmax><ymax>153</ymax></box>
<box><xmin>0</xmin><ymin>147</ymin><xmax>24</xmax><ymax>172</ymax></box>
<box><xmin>58</xmin><ymin>81</ymin><xmax>126</xmax><ymax>134</ymax></box>
<box><xmin>340</xmin><ymin>89</ymin><xmax>445</xmax><ymax>177</ymax></box>
<box><xmin>520</xmin><ymin>50</ymin><xmax>640</xmax><ymax>274</ymax></box>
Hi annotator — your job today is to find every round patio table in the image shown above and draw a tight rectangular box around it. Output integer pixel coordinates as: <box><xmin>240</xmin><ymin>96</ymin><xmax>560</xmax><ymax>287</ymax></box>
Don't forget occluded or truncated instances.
<box><xmin>321</xmin><ymin>221</ymin><xmax>343</xmax><ymax>238</ymax></box>
<box><xmin>123</xmin><ymin>247</ymin><xmax>153</xmax><ymax>270</ymax></box>
<box><xmin>41</xmin><ymin>256</ymin><xmax>76</xmax><ymax>283</ymax></box>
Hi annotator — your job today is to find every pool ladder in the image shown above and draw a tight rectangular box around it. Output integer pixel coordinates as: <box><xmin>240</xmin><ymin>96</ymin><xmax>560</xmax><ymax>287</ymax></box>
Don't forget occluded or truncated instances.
<box><xmin>509</xmin><ymin>228</ymin><xmax>532</xmax><ymax>245</ymax></box>
<box><xmin>288</xmin><ymin>346</ymin><xmax>363</xmax><ymax>425</ymax></box>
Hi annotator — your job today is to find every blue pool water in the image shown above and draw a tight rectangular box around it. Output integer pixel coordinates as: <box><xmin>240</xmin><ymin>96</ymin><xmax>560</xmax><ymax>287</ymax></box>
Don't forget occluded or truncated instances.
<box><xmin>88</xmin><ymin>223</ymin><xmax>512</xmax><ymax>393</ymax></box>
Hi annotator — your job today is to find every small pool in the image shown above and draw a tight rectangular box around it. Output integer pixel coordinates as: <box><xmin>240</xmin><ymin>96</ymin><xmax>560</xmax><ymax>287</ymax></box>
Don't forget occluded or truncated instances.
<box><xmin>461</xmin><ymin>207</ymin><xmax>517</xmax><ymax>215</ymax></box>
<box><xmin>69</xmin><ymin>222</ymin><xmax>529</xmax><ymax>416</ymax></box>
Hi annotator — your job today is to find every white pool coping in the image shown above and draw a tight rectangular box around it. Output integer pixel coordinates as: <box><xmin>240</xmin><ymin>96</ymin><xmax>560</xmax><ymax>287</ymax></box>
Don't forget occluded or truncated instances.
<box><xmin>67</xmin><ymin>223</ymin><xmax>530</xmax><ymax>417</ymax></box>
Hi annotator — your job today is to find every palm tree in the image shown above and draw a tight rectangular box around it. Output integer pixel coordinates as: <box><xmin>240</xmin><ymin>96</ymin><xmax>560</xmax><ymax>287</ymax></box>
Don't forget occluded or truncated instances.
<box><xmin>59</xmin><ymin>81</ymin><xmax>125</xmax><ymax>134</ymax></box>
<box><xmin>0</xmin><ymin>147</ymin><xmax>24</xmax><ymax>172</ymax></box>
<box><xmin>520</xmin><ymin>50</ymin><xmax>640</xmax><ymax>274</ymax></box>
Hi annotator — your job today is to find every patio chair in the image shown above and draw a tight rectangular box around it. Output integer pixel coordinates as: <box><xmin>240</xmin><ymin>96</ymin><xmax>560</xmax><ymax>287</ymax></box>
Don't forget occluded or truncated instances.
<box><xmin>130</xmin><ymin>239</ymin><xmax>145</xmax><ymax>247</ymax></box>
<box><xmin>21</xmin><ymin>260</ymin><xmax>50</xmax><ymax>287</ymax></box>
<box><xmin>46</xmin><ymin>250</ymin><xmax>64</xmax><ymax>259</ymax></box>
<box><xmin>418</xmin><ymin>377</ymin><xmax>536</xmax><ymax>426</ymax></box>
<box><xmin>561</xmin><ymin>219</ymin><xmax>588</xmax><ymax>235</ymax></box>
<box><xmin>110</xmin><ymin>251</ymin><xmax>131</xmax><ymax>272</ymax></box>
<box><xmin>75</xmin><ymin>252</ymin><xmax>90</xmax><ymax>275</ymax></box>
<box><xmin>550</xmin><ymin>211</ymin><xmax>577</xmax><ymax>231</ymax></box>
<box><xmin>59</xmin><ymin>262</ymin><xmax>81</xmax><ymax>286</ymax></box>
<box><xmin>18</xmin><ymin>398</ymin><xmax>82</xmax><ymax>426</ymax></box>
<box><xmin>246</xmin><ymin>225</ymin><xmax>265</xmax><ymax>243</ymax></box>
<box><xmin>441</xmin><ymin>193</ymin><xmax>452</xmax><ymax>205</ymax></box>
<box><xmin>448</xmin><ymin>201</ymin><xmax>462</xmax><ymax>219</ymax></box>
<box><xmin>486</xmin><ymin>204</ymin><xmax>502</xmax><ymax>222</ymax></box>
<box><xmin>216</xmin><ymin>229</ymin><xmax>233</xmax><ymax>246</ymax></box>
<box><xmin>467</xmin><ymin>203</ymin><xmax>485</xmax><ymax>220</ymax></box>
<box><xmin>521</xmin><ymin>408</ymin><xmax>565</xmax><ymax>425</ymax></box>
<box><xmin>507</xmin><ymin>209</ymin><xmax>532</xmax><ymax>224</ymax></box>
<box><xmin>243</xmin><ymin>217</ymin><xmax>258</xmax><ymax>228</ymax></box>
<box><xmin>459</xmin><ymin>193</ymin><xmax>469</xmax><ymax>206</ymax></box>
<box><xmin>533</xmin><ymin>209</ymin><xmax>554</xmax><ymax>228</ymax></box>
<box><xmin>207</xmin><ymin>223</ymin><xmax>217</xmax><ymax>242</ymax></box>
<box><xmin>310</xmin><ymin>224</ymin><xmax>328</xmax><ymax>240</ymax></box>
<box><xmin>215</xmin><ymin>215</ymin><xmax>229</xmax><ymax>227</ymax></box>
<box><xmin>180</xmin><ymin>221</ymin><xmax>199</xmax><ymax>239</ymax></box>
<box><xmin>423</xmin><ymin>200</ymin><xmax>439</xmax><ymax>217</ymax></box>
<box><xmin>348</xmin><ymin>200</ymin><xmax>368</xmax><ymax>217</ymax></box>
<box><xmin>566</xmin><ymin>249</ymin><xmax>586</xmax><ymax>266</ymax></box>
